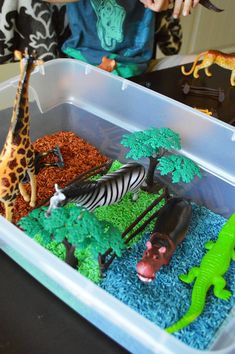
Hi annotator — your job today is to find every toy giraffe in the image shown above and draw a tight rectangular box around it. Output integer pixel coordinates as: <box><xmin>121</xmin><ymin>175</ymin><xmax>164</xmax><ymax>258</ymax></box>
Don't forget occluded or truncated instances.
<box><xmin>0</xmin><ymin>49</ymin><xmax>43</xmax><ymax>222</ymax></box>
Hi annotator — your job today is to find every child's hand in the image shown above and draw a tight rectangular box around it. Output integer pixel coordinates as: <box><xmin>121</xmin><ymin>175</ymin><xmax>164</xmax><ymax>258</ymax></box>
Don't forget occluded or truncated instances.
<box><xmin>139</xmin><ymin>0</ymin><xmax>170</xmax><ymax>12</ymax></box>
<box><xmin>139</xmin><ymin>0</ymin><xmax>200</xmax><ymax>17</ymax></box>
<box><xmin>172</xmin><ymin>0</ymin><xmax>200</xmax><ymax>18</ymax></box>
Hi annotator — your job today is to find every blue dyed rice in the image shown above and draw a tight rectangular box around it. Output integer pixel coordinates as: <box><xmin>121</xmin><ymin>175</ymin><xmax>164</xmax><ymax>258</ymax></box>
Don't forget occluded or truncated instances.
<box><xmin>100</xmin><ymin>203</ymin><xmax>235</xmax><ymax>350</ymax></box>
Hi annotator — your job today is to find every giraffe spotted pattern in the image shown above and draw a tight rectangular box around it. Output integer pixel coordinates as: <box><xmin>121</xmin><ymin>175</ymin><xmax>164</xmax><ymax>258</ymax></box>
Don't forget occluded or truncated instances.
<box><xmin>0</xmin><ymin>49</ymin><xmax>43</xmax><ymax>221</ymax></box>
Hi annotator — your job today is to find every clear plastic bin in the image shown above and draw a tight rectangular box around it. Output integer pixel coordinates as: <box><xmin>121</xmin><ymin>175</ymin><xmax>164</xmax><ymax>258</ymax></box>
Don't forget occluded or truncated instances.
<box><xmin>0</xmin><ymin>59</ymin><xmax>234</xmax><ymax>354</ymax></box>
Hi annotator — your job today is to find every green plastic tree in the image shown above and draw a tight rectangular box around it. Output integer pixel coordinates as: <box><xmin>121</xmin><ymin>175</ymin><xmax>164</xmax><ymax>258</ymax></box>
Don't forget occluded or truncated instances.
<box><xmin>121</xmin><ymin>127</ymin><xmax>201</xmax><ymax>189</ymax></box>
<box><xmin>18</xmin><ymin>205</ymin><xmax>124</xmax><ymax>269</ymax></box>
<box><xmin>157</xmin><ymin>155</ymin><xmax>201</xmax><ymax>183</ymax></box>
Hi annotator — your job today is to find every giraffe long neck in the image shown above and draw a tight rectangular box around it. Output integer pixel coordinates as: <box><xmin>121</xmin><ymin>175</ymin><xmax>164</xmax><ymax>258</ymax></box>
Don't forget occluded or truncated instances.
<box><xmin>9</xmin><ymin>62</ymin><xmax>31</xmax><ymax>145</ymax></box>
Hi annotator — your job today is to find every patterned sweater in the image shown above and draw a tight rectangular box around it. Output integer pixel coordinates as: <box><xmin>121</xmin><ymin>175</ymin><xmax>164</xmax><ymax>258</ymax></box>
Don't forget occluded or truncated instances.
<box><xmin>0</xmin><ymin>0</ymin><xmax>182</xmax><ymax>77</ymax></box>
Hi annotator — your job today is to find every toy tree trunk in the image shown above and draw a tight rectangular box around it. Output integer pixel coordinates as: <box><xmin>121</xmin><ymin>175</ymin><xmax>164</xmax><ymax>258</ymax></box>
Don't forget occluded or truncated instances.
<box><xmin>63</xmin><ymin>239</ymin><xmax>78</xmax><ymax>269</ymax></box>
<box><xmin>98</xmin><ymin>253</ymin><xmax>106</xmax><ymax>275</ymax></box>
<box><xmin>146</xmin><ymin>156</ymin><xmax>159</xmax><ymax>187</ymax></box>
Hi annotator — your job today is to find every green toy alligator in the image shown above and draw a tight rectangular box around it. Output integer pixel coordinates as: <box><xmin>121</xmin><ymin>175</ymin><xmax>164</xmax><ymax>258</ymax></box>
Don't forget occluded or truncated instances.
<box><xmin>166</xmin><ymin>213</ymin><xmax>235</xmax><ymax>334</ymax></box>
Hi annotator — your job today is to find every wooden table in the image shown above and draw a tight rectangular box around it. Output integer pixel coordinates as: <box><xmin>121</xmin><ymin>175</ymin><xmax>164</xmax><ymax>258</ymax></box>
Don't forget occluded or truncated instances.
<box><xmin>131</xmin><ymin>63</ymin><xmax>235</xmax><ymax>126</ymax></box>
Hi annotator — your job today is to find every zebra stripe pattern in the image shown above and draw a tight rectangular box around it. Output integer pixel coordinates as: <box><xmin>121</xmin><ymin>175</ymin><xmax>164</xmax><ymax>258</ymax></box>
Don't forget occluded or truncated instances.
<box><xmin>47</xmin><ymin>163</ymin><xmax>146</xmax><ymax>216</ymax></box>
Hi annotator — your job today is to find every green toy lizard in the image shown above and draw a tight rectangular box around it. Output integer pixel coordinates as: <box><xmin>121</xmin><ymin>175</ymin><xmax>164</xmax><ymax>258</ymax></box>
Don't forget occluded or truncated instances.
<box><xmin>166</xmin><ymin>213</ymin><xmax>235</xmax><ymax>334</ymax></box>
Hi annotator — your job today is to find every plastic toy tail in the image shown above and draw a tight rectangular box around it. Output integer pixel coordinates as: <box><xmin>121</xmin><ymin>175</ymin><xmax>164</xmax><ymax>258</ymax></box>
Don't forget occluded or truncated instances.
<box><xmin>166</xmin><ymin>283</ymin><xmax>207</xmax><ymax>333</ymax></box>
<box><xmin>181</xmin><ymin>51</ymin><xmax>207</xmax><ymax>76</ymax></box>
<box><xmin>199</xmin><ymin>0</ymin><xmax>224</xmax><ymax>12</ymax></box>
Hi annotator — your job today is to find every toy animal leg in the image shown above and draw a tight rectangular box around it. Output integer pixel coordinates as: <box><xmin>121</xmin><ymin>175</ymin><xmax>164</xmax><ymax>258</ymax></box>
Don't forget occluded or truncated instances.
<box><xmin>27</xmin><ymin>169</ymin><xmax>37</xmax><ymax>207</ymax></box>
<box><xmin>205</xmin><ymin>240</ymin><xmax>214</xmax><ymax>250</ymax></box>
<box><xmin>19</xmin><ymin>182</ymin><xmax>30</xmax><ymax>202</ymax></box>
<box><xmin>132</xmin><ymin>189</ymin><xmax>139</xmax><ymax>202</ymax></box>
<box><xmin>213</xmin><ymin>276</ymin><xmax>232</xmax><ymax>300</ymax></box>
<box><xmin>4</xmin><ymin>201</ymin><xmax>14</xmax><ymax>222</ymax></box>
<box><xmin>179</xmin><ymin>266</ymin><xmax>199</xmax><ymax>283</ymax></box>
<box><xmin>205</xmin><ymin>67</ymin><xmax>212</xmax><ymax>77</ymax></box>
<box><xmin>194</xmin><ymin>62</ymin><xmax>212</xmax><ymax>79</ymax></box>
<box><xmin>230</xmin><ymin>71</ymin><xmax>235</xmax><ymax>86</ymax></box>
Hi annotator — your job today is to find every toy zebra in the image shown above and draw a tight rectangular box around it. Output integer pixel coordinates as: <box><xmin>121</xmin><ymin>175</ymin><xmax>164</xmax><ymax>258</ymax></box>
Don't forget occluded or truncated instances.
<box><xmin>46</xmin><ymin>163</ymin><xmax>146</xmax><ymax>216</ymax></box>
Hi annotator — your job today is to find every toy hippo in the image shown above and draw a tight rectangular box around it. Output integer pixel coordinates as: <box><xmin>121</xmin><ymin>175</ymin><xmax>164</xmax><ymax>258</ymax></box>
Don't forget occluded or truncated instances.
<box><xmin>137</xmin><ymin>197</ymin><xmax>192</xmax><ymax>282</ymax></box>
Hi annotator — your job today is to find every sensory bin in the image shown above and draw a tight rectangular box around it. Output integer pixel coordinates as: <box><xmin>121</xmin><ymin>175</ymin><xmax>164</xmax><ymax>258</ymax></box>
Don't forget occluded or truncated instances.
<box><xmin>1</xmin><ymin>56</ymin><xmax>234</xmax><ymax>354</ymax></box>
<box><xmin>16</xmin><ymin>132</ymin><xmax>234</xmax><ymax>351</ymax></box>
